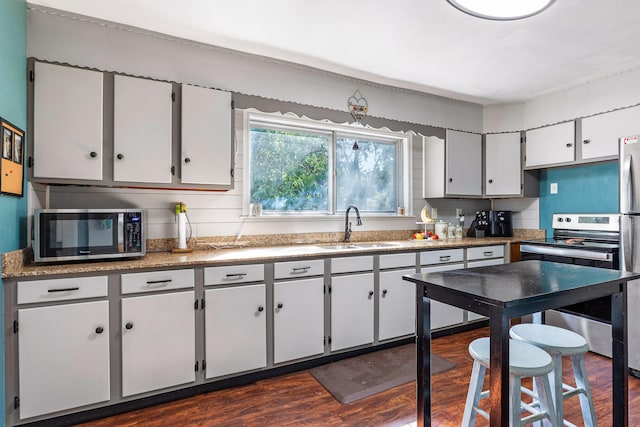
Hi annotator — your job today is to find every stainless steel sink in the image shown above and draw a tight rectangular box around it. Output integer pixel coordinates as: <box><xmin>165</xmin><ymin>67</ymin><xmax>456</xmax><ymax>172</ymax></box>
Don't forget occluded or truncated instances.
<box><xmin>315</xmin><ymin>243</ymin><xmax>360</xmax><ymax>250</ymax></box>
<box><xmin>352</xmin><ymin>242</ymin><xmax>402</xmax><ymax>249</ymax></box>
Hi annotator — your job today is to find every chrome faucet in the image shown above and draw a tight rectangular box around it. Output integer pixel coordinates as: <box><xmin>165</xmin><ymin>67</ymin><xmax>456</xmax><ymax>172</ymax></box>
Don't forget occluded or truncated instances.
<box><xmin>344</xmin><ymin>205</ymin><xmax>362</xmax><ymax>242</ymax></box>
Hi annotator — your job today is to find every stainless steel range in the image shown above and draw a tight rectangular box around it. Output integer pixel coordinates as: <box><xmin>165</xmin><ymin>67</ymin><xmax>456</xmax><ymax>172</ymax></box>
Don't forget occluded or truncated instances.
<box><xmin>519</xmin><ymin>213</ymin><xmax>636</xmax><ymax>371</ymax></box>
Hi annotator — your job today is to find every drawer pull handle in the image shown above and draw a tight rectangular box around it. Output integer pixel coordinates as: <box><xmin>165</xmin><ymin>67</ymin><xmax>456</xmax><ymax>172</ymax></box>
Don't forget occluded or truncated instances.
<box><xmin>439</xmin><ymin>256</ymin><xmax>451</xmax><ymax>262</ymax></box>
<box><xmin>47</xmin><ymin>287</ymin><xmax>80</xmax><ymax>293</ymax></box>
<box><xmin>125</xmin><ymin>322</ymin><xmax>134</xmax><ymax>330</ymax></box>
<box><xmin>483</xmin><ymin>251</ymin><xmax>494</xmax><ymax>256</ymax></box>
<box><xmin>95</xmin><ymin>326</ymin><xmax>104</xmax><ymax>334</ymax></box>
<box><xmin>292</xmin><ymin>267</ymin><xmax>310</xmax><ymax>273</ymax></box>
<box><xmin>145</xmin><ymin>279</ymin><xmax>172</xmax><ymax>286</ymax></box>
<box><xmin>225</xmin><ymin>273</ymin><xmax>247</xmax><ymax>279</ymax></box>
<box><xmin>79</xmin><ymin>250</ymin><xmax>91</xmax><ymax>254</ymax></box>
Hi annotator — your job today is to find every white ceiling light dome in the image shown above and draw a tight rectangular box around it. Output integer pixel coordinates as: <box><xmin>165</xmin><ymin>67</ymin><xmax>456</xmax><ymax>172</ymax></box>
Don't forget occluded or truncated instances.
<box><xmin>447</xmin><ymin>0</ymin><xmax>556</xmax><ymax>20</ymax></box>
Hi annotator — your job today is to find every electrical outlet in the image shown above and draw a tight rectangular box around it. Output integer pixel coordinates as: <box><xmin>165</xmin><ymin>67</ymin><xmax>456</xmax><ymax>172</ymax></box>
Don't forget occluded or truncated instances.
<box><xmin>550</xmin><ymin>182</ymin><xmax>558</xmax><ymax>194</ymax></box>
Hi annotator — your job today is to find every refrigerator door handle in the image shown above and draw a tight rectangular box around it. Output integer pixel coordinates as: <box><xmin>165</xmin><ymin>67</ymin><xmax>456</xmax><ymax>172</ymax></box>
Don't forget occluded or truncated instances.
<box><xmin>622</xmin><ymin>154</ymin><xmax>633</xmax><ymax>213</ymax></box>
<box><xmin>622</xmin><ymin>215</ymin><xmax>634</xmax><ymax>272</ymax></box>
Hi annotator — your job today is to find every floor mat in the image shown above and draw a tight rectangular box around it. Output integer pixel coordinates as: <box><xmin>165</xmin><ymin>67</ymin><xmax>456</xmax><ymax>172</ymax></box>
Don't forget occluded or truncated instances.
<box><xmin>309</xmin><ymin>343</ymin><xmax>455</xmax><ymax>404</ymax></box>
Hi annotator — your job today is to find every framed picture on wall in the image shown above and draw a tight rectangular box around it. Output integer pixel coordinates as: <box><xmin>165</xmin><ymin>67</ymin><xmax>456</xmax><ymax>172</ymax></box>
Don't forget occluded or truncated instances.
<box><xmin>0</xmin><ymin>118</ymin><xmax>25</xmax><ymax>197</ymax></box>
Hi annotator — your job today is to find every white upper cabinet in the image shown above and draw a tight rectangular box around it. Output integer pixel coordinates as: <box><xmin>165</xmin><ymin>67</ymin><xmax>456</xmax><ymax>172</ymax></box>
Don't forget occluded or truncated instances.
<box><xmin>581</xmin><ymin>105</ymin><xmax>640</xmax><ymax>160</ymax></box>
<box><xmin>423</xmin><ymin>130</ymin><xmax>482</xmax><ymax>198</ymax></box>
<box><xmin>525</xmin><ymin>121</ymin><xmax>575</xmax><ymax>168</ymax></box>
<box><xmin>485</xmin><ymin>132</ymin><xmax>522</xmax><ymax>196</ymax></box>
<box><xmin>33</xmin><ymin>62</ymin><xmax>104</xmax><ymax>181</ymax></box>
<box><xmin>113</xmin><ymin>75</ymin><xmax>173</xmax><ymax>183</ymax></box>
<box><xmin>181</xmin><ymin>85</ymin><xmax>232</xmax><ymax>186</ymax></box>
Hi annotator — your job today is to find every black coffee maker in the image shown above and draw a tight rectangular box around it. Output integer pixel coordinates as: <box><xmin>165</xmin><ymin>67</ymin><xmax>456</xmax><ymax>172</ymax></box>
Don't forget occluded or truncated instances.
<box><xmin>489</xmin><ymin>210</ymin><xmax>513</xmax><ymax>237</ymax></box>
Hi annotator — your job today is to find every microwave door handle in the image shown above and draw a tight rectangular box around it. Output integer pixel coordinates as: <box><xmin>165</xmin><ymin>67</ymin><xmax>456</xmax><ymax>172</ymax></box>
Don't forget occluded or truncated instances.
<box><xmin>118</xmin><ymin>213</ymin><xmax>125</xmax><ymax>253</ymax></box>
<box><xmin>622</xmin><ymin>154</ymin><xmax>633</xmax><ymax>213</ymax></box>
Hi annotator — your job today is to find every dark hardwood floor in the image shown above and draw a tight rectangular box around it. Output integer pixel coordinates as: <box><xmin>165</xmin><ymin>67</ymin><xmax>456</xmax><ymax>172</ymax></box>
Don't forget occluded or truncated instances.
<box><xmin>76</xmin><ymin>327</ymin><xmax>640</xmax><ymax>426</ymax></box>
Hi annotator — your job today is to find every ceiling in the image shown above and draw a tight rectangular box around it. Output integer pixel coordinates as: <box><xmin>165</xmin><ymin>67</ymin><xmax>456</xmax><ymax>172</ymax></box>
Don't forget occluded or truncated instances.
<box><xmin>27</xmin><ymin>0</ymin><xmax>640</xmax><ymax>105</ymax></box>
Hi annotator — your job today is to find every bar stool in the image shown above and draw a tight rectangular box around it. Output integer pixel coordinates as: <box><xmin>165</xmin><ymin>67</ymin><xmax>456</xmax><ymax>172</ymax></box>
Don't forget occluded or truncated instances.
<box><xmin>462</xmin><ymin>337</ymin><xmax>557</xmax><ymax>427</ymax></box>
<box><xmin>510</xmin><ymin>323</ymin><xmax>597</xmax><ymax>427</ymax></box>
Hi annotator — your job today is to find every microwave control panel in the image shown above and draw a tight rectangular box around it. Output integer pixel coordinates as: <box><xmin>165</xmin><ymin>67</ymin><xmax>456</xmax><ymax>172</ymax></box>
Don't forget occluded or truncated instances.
<box><xmin>125</xmin><ymin>212</ymin><xmax>144</xmax><ymax>252</ymax></box>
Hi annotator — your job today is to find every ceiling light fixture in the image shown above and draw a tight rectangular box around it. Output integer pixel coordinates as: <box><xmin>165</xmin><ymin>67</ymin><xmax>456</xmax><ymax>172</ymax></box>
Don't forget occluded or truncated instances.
<box><xmin>447</xmin><ymin>0</ymin><xmax>555</xmax><ymax>21</ymax></box>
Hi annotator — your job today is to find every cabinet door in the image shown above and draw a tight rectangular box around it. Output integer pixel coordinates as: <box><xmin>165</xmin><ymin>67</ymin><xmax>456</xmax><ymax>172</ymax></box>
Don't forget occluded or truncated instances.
<box><xmin>204</xmin><ymin>284</ymin><xmax>267</xmax><ymax>378</ymax></box>
<box><xmin>113</xmin><ymin>75</ymin><xmax>172</xmax><ymax>183</ymax></box>
<box><xmin>581</xmin><ymin>106</ymin><xmax>640</xmax><ymax>160</ymax></box>
<box><xmin>485</xmin><ymin>132</ymin><xmax>522</xmax><ymax>196</ymax></box>
<box><xmin>121</xmin><ymin>291</ymin><xmax>195</xmax><ymax>396</ymax></box>
<box><xmin>378</xmin><ymin>268</ymin><xmax>416</xmax><ymax>341</ymax></box>
<box><xmin>330</xmin><ymin>273</ymin><xmax>374</xmax><ymax>351</ymax></box>
<box><xmin>33</xmin><ymin>62</ymin><xmax>103</xmax><ymax>181</ymax></box>
<box><xmin>273</xmin><ymin>278</ymin><xmax>324</xmax><ymax>363</ymax></box>
<box><xmin>181</xmin><ymin>85</ymin><xmax>232</xmax><ymax>185</ymax></box>
<box><xmin>446</xmin><ymin>130</ymin><xmax>482</xmax><ymax>196</ymax></box>
<box><xmin>18</xmin><ymin>301</ymin><xmax>109</xmax><ymax>419</ymax></box>
<box><xmin>423</xmin><ymin>135</ymin><xmax>445</xmax><ymax>198</ymax></box>
<box><xmin>419</xmin><ymin>263</ymin><xmax>465</xmax><ymax>330</ymax></box>
<box><xmin>525</xmin><ymin>121</ymin><xmax>575</xmax><ymax>168</ymax></box>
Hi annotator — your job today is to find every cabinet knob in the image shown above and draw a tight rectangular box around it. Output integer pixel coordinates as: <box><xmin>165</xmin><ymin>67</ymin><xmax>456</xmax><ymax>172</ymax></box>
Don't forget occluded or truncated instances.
<box><xmin>368</xmin><ymin>290</ymin><xmax>374</xmax><ymax>298</ymax></box>
<box><xmin>448</xmin><ymin>178</ymin><xmax>453</xmax><ymax>183</ymax></box>
<box><xmin>90</xmin><ymin>151</ymin><xmax>98</xmax><ymax>158</ymax></box>
<box><xmin>258</xmin><ymin>306</ymin><xmax>264</xmax><ymax>312</ymax></box>
<box><xmin>117</xmin><ymin>153</ymin><xmax>124</xmax><ymax>160</ymax></box>
<box><xmin>125</xmin><ymin>322</ymin><xmax>134</xmax><ymax>330</ymax></box>
<box><xmin>565</xmin><ymin>143</ymin><xmax>573</xmax><ymax>148</ymax></box>
<box><xmin>583</xmin><ymin>139</ymin><xmax>591</xmax><ymax>144</ymax></box>
<box><xmin>277</xmin><ymin>303</ymin><xmax>283</xmax><ymax>309</ymax></box>
<box><xmin>488</xmin><ymin>179</ymin><xmax>493</xmax><ymax>184</ymax></box>
<box><xmin>95</xmin><ymin>326</ymin><xmax>104</xmax><ymax>334</ymax></box>
<box><xmin>184</xmin><ymin>157</ymin><xmax>191</xmax><ymax>164</ymax></box>
<box><xmin>382</xmin><ymin>289</ymin><xmax>388</xmax><ymax>297</ymax></box>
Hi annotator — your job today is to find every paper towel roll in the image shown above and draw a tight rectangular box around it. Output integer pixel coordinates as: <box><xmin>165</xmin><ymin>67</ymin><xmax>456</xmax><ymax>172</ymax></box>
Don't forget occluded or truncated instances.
<box><xmin>177</xmin><ymin>212</ymin><xmax>187</xmax><ymax>249</ymax></box>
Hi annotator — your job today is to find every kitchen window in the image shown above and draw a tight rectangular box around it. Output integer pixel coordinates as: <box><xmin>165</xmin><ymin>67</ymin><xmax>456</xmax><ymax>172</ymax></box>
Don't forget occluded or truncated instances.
<box><xmin>245</xmin><ymin>112</ymin><xmax>410</xmax><ymax>216</ymax></box>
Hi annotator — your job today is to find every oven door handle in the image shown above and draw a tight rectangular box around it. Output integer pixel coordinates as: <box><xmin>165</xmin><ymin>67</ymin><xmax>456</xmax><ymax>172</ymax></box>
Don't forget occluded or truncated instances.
<box><xmin>520</xmin><ymin>244</ymin><xmax>613</xmax><ymax>262</ymax></box>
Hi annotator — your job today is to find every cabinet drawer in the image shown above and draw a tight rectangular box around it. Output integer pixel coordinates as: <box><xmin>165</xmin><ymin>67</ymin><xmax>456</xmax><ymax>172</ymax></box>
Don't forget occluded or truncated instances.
<box><xmin>331</xmin><ymin>256</ymin><xmax>373</xmax><ymax>274</ymax></box>
<box><xmin>121</xmin><ymin>269</ymin><xmax>194</xmax><ymax>294</ymax></box>
<box><xmin>204</xmin><ymin>264</ymin><xmax>264</xmax><ymax>286</ymax></box>
<box><xmin>420</xmin><ymin>249</ymin><xmax>464</xmax><ymax>265</ymax></box>
<box><xmin>274</xmin><ymin>259</ymin><xmax>324</xmax><ymax>279</ymax></box>
<box><xmin>18</xmin><ymin>276</ymin><xmax>108</xmax><ymax>304</ymax></box>
<box><xmin>467</xmin><ymin>245</ymin><xmax>504</xmax><ymax>261</ymax></box>
<box><xmin>379</xmin><ymin>252</ymin><xmax>416</xmax><ymax>270</ymax></box>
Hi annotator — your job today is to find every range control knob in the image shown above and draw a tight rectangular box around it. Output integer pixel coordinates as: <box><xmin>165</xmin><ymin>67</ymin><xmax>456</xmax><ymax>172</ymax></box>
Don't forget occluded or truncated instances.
<box><xmin>566</xmin><ymin>217</ymin><xmax>572</xmax><ymax>223</ymax></box>
<box><xmin>557</xmin><ymin>218</ymin><xmax>563</xmax><ymax>222</ymax></box>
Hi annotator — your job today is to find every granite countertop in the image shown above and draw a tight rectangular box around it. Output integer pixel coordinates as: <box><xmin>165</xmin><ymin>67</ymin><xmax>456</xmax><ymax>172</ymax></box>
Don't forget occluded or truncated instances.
<box><xmin>2</xmin><ymin>232</ymin><xmax>543</xmax><ymax>279</ymax></box>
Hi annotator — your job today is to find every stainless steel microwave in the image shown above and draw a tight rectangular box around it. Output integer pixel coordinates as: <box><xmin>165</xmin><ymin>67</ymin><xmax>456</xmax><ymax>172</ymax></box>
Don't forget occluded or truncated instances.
<box><xmin>33</xmin><ymin>209</ymin><xmax>146</xmax><ymax>263</ymax></box>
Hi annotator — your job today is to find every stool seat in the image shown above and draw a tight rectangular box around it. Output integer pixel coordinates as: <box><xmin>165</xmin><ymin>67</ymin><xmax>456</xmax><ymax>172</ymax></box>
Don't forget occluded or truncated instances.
<box><xmin>469</xmin><ymin>337</ymin><xmax>553</xmax><ymax>377</ymax></box>
<box><xmin>510</xmin><ymin>323</ymin><xmax>589</xmax><ymax>355</ymax></box>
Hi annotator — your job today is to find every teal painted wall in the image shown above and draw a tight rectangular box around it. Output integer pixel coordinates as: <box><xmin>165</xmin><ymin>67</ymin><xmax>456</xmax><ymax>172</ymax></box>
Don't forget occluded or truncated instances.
<box><xmin>0</xmin><ymin>0</ymin><xmax>27</xmax><ymax>425</ymax></box>
<box><xmin>539</xmin><ymin>161</ymin><xmax>619</xmax><ymax>237</ymax></box>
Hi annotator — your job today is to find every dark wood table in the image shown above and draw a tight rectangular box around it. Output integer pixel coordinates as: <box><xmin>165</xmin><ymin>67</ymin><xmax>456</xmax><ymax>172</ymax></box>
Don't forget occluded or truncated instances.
<box><xmin>403</xmin><ymin>260</ymin><xmax>640</xmax><ymax>427</ymax></box>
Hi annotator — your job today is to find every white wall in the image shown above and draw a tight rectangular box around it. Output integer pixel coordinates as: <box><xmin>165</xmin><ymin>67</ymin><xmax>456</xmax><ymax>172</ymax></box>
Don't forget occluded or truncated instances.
<box><xmin>484</xmin><ymin>66</ymin><xmax>640</xmax><ymax>133</ymax></box>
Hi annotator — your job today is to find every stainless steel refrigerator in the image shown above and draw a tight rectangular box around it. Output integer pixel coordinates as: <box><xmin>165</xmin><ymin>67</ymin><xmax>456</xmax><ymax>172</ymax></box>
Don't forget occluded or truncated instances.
<box><xmin>619</xmin><ymin>134</ymin><xmax>640</xmax><ymax>373</ymax></box>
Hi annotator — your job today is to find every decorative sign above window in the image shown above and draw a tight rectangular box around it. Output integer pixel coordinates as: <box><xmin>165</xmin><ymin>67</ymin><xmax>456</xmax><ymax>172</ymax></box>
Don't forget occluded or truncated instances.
<box><xmin>347</xmin><ymin>90</ymin><xmax>368</xmax><ymax>124</ymax></box>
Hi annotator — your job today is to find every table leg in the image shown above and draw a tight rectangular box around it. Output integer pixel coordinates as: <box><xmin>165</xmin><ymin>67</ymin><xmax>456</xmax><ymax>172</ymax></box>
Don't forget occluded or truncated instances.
<box><xmin>611</xmin><ymin>287</ymin><xmax>628</xmax><ymax>427</ymax></box>
<box><xmin>489</xmin><ymin>312</ymin><xmax>510</xmax><ymax>427</ymax></box>
<box><xmin>416</xmin><ymin>291</ymin><xmax>431</xmax><ymax>427</ymax></box>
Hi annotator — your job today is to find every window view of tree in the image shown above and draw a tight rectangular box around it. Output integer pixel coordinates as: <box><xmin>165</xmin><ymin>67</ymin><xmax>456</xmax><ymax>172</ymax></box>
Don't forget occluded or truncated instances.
<box><xmin>249</xmin><ymin>127</ymin><xmax>329</xmax><ymax>211</ymax></box>
<box><xmin>336</xmin><ymin>137</ymin><xmax>396</xmax><ymax>212</ymax></box>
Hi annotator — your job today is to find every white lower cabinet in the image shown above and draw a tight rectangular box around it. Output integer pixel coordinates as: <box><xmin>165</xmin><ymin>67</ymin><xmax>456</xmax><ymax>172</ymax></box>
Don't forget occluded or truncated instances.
<box><xmin>330</xmin><ymin>272</ymin><xmax>374</xmax><ymax>351</ymax></box>
<box><xmin>273</xmin><ymin>278</ymin><xmax>325</xmax><ymax>363</ymax></box>
<box><xmin>18</xmin><ymin>300</ymin><xmax>110</xmax><ymax>419</ymax></box>
<box><xmin>419</xmin><ymin>263</ymin><xmax>465</xmax><ymax>330</ymax></box>
<box><xmin>204</xmin><ymin>284</ymin><xmax>267</xmax><ymax>378</ymax></box>
<box><xmin>121</xmin><ymin>291</ymin><xmax>196</xmax><ymax>396</ymax></box>
<box><xmin>378</xmin><ymin>268</ymin><xmax>416</xmax><ymax>341</ymax></box>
